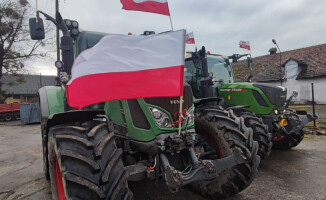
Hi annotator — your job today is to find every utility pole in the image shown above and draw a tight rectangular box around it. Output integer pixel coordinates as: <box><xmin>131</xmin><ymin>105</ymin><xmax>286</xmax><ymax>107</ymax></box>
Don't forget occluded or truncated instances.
<box><xmin>272</xmin><ymin>39</ymin><xmax>282</xmax><ymax>86</ymax></box>
<box><xmin>56</xmin><ymin>0</ymin><xmax>60</xmax><ymax>76</ymax></box>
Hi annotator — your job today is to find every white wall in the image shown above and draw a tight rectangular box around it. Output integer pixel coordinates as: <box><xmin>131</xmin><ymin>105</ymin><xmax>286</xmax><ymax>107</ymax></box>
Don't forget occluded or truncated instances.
<box><xmin>263</xmin><ymin>77</ymin><xmax>326</xmax><ymax>104</ymax></box>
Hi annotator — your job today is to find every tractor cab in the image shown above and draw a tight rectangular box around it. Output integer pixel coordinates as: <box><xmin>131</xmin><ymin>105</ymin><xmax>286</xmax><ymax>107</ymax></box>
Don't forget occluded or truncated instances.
<box><xmin>185</xmin><ymin>53</ymin><xmax>234</xmax><ymax>98</ymax></box>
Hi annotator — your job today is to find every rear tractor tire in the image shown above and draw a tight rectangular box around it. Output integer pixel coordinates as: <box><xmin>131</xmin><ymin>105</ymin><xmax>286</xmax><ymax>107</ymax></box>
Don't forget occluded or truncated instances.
<box><xmin>238</xmin><ymin>112</ymin><xmax>273</xmax><ymax>159</ymax></box>
<box><xmin>272</xmin><ymin>112</ymin><xmax>305</xmax><ymax>150</ymax></box>
<box><xmin>48</xmin><ymin>121</ymin><xmax>133</xmax><ymax>200</ymax></box>
<box><xmin>191</xmin><ymin>108</ymin><xmax>260</xmax><ymax>199</ymax></box>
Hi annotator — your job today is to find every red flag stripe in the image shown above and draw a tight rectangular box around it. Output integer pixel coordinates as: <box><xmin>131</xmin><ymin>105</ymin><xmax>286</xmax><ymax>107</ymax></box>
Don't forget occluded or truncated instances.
<box><xmin>121</xmin><ymin>0</ymin><xmax>170</xmax><ymax>16</ymax></box>
<box><xmin>186</xmin><ymin>38</ymin><xmax>195</xmax><ymax>44</ymax></box>
<box><xmin>239</xmin><ymin>41</ymin><xmax>250</xmax><ymax>50</ymax></box>
<box><xmin>66</xmin><ymin>65</ymin><xmax>184</xmax><ymax>109</ymax></box>
<box><xmin>185</xmin><ymin>32</ymin><xmax>195</xmax><ymax>44</ymax></box>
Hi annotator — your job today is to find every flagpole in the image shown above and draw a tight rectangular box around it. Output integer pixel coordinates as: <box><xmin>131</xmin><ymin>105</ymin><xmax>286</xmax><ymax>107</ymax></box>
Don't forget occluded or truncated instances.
<box><xmin>167</xmin><ymin>1</ymin><xmax>174</xmax><ymax>31</ymax></box>
<box><xmin>168</xmin><ymin>11</ymin><xmax>174</xmax><ymax>31</ymax></box>
<box><xmin>169</xmin><ymin>16</ymin><xmax>174</xmax><ymax>31</ymax></box>
<box><xmin>178</xmin><ymin>95</ymin><xmax>183</xmax><ymax>135</ymax></box>
<box><xmin>167</xmin><ymin>1</ymin><xmax>182</xmax><ymax>135</ymax></box>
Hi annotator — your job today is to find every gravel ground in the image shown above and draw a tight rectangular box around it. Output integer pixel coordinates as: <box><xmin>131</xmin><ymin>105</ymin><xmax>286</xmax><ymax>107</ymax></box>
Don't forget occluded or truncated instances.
<box><xmin>1</xmin><ymin>122</ymin><xmax>326</xmax><ymax>200</ymax></box>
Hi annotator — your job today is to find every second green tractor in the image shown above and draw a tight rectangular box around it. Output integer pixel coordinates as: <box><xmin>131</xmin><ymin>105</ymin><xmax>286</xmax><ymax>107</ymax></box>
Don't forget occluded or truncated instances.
<box><xmin>185</xmin><ymin>47</ymin><xmax>316</xmax><ymax>159</ymax></box>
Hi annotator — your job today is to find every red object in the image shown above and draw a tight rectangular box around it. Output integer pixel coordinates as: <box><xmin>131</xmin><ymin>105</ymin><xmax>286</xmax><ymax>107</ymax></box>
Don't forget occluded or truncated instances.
<box><xmin>0</xmin><ymin>103</ymin><xmax>20</xmax><ymax>113</ymax></box>
<box><xmin>198</xmin><ymin>128</ymin><xmax>223</xmax><ymax>159</ymax></box>
<box><xmin>185</xmin><ymin>32</ymin><xmax>195</xmax><ymax>44</ymax></box>
<box><xmin>272</xmin><ymin>136</ymin><xmax>286</xmax><ymax>141</ymax></box>
<box><xmin>239</xmin><ymin>41</ymin><xmax>250</xmax><ymax>50</ymax></box>
<box><xmin>55</xmin><ymin>157</ymin><xmax>66</xmax><ymax>200</ymax></box>
<box><xmin>121</xmin><ymin>0</ymin><xmax>170</xmax><ymax>16</ymax></box>
<box><xmin>0</xmin><ymin>103</ymin><xmax>20</xmax><ymax>119</ymax></box>
<box><xmin>66</xmin><ymin>66</ymin><xmax>184</xmax><ymax>109</ymax></box>
<box><xmin>171</xmin><ymin>108</ymin><xmax>188</xmax><ymax>126</ymax></box>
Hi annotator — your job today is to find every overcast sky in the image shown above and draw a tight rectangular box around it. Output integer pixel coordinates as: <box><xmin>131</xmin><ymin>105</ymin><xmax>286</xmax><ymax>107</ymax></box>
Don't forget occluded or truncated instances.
<box><xmin>27</xmin><ymin>0</ymin><xmax>326</xmax><ymax>75</ymax></box>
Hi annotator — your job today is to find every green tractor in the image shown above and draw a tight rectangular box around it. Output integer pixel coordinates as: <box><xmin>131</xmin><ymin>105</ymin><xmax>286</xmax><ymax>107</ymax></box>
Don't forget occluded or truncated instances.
<box><xmin>185</xmin><ymin>48</ymin><xmax>316</xmax><ymax>159</ymax></box>
<box><xmin>30</xmin><ymin>11</ymin><xmax>260</xmax><ymax>199</ymax></box>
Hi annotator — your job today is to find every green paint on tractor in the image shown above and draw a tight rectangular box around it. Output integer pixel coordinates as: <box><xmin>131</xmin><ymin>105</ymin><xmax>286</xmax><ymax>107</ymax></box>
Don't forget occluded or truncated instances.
<box><xmin>218</xmin><ymin>83</ymin><xmax>283</xmax><ymax>115</ymax></box>
<box><xmin>185</xmin><ymin>54</ymin><xmax>284</xmax><ymax>115</ymax></box>
<box><xmin>106</xmin><ymin>99</ymin><xmax>194</xmax><ymax>141</ymax></box>
<box><xmin>46</xmin><ymin>86</ymin><xmax>65</xmax><ymax>115</ymax></box>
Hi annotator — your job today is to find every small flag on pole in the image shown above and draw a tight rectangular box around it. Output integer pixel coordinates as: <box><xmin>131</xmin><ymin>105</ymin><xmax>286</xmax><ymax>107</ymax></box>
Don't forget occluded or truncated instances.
<box><xmin>66</xmin><ymin>30</ymin><xmax>186</xmax><ymax>109</ymax></box>
<box><xmin>121</xmin><ymin>0</ymin><xmax>170</xmax><ymax>16</ymax></box>
<box><xmin>239</xmin><ymin>41</ymin><xmax>250</xmax><ymax>50</ymax></box>
<box><xmin>185</xmin><ymin>32</ymin><xmax>195</xmax><ymax>44</ymax></box>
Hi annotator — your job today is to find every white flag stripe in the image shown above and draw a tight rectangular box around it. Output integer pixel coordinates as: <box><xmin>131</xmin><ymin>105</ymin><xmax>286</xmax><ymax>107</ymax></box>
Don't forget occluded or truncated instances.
<box><xmin>133</xmin><ymin>0</ymin><xmax>167</xmax><ymax>3</ymax></box>
<box><xmin>69</xmin><ymin>30</ymin><xmax>185</xmax><ymax>85</ymax></box>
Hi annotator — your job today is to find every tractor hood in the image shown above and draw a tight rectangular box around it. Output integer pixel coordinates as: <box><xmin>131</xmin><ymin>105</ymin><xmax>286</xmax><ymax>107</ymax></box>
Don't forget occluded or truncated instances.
<box><xmin>252</xmin><ymin>83</ymin><xmax>287</xmax><ymax>107</ymax></box>
<box><xmin>219</xmin><ymin>82</ymin><xmax>286</xmax><ymax>115</ymax></box>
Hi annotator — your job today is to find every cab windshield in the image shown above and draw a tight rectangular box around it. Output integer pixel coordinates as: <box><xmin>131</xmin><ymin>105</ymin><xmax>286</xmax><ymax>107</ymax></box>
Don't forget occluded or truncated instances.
<box><xmin>185</xmin><ymin>55</ymin><xmax>234</xmax><ymax>84</ymax></box>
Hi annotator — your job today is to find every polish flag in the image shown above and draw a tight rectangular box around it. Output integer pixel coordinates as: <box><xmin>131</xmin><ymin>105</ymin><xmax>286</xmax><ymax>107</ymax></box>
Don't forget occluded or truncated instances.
<box><xmin>121</xmin><ymin>0</ymin><xmax>170</xmax><ymax>16</ymax></box>
<box><xmin>185</xmin><ymin>32</ymin><xmax>195</xmax><ymax>44</ymax></box>
<box><xmin>66</xmin><ymin>30</ymin><xmax>186</xmax><ymax>109</ymax></box>
<box><xmin>239</xmin><ymin>41</ymin><xmax>250</xmax><ymax>50</ymax></box>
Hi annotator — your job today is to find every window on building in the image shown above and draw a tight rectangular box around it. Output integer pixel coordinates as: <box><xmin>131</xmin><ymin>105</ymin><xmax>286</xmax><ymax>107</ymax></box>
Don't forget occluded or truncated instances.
<box><xmin>285</xmin><ymin>60</ymin><xmax>299</xmax><ymax>79</ymax></box>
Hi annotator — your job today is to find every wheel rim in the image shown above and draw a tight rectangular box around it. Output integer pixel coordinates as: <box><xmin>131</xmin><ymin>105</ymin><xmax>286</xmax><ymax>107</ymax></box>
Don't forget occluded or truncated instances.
<box><xmin>55</xmin><ymin>157</ymin><xmax>66</xmax><ymax>200</ymax></box>
<box><xmin>5</xmin><ymin>115</ymin><xmax>11</xmax><ymax>121</ymax></box>
<box><xmin>272</xmin><ymin>136</ymin><xmax>286</xmax><ymax>141</ymax></box>
<box><xmin>197</xmin><ymin>128</ymin><xmax>223</xmax><ymax>159</ymax></box>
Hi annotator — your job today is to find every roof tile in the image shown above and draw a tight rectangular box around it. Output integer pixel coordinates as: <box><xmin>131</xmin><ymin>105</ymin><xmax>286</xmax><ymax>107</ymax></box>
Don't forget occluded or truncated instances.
<box><xmin>232</xmin><ymin>43</ymin><xmax>326</xmax><ymax>82</ymax></box>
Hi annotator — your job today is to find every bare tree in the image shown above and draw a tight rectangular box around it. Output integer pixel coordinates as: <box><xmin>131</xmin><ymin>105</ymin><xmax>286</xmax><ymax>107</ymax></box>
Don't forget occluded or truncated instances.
<box><xmin>0</xmin><ymin>0</ymin><xmax>53</xmax><ymax>103</ymax></box>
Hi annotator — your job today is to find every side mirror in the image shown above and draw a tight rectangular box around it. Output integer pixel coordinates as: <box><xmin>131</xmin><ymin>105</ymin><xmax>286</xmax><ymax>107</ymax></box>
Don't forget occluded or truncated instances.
<box><xmin>191</xmin><ymin>52</ymin><xmax>202</xmax><ymax>69</ymax></box>
<box><xmin>29</xmin><ymin>18</ymin><xmax>45</xmax><ymax>40</ymax></box>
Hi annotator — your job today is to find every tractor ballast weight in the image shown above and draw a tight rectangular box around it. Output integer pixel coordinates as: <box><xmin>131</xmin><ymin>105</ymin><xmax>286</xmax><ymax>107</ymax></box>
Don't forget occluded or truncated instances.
<box><xmin>30</xmin><ymin>12</ymin><xmax>260</xmax><ymax>199</ymax></box>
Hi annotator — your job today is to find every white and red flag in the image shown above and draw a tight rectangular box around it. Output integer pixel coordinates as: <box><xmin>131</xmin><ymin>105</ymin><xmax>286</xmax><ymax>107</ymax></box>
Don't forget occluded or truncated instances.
<box><xmin>66</xmin><ymin>30</ymin><xmax>186</xmax><ymax>109</ymax></box>
<box><xmin>239</xmin><ymin>41</ymin><xmax>250</xmax><ymax>50</ymax></box>
<box><xmin>121</xmin><ymin>0</ymin><xmax>170</xmax><ymax>16</ymax></box>
<box><xmin>185</xmin><ymin>32</ymin><xmax>195</xmax><ymax>44</ymax></box>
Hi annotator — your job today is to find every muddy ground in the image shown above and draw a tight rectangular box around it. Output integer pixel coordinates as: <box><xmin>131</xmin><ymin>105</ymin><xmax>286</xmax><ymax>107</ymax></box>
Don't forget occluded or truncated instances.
<box><xmin>1</xmin><ymin>122</ymin><xmax>326</xmax><ymax>200</ymax></box>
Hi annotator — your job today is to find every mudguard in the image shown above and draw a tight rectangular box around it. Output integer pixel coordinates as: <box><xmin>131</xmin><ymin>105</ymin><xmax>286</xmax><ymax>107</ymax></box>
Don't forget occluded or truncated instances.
<box><xmin>46</xmin><ymin>110</ymin><xmax>104</xmax><ymax>130</ymax></box>
<box><xmin>225</xmin><ymin>105</ymin><xmax>250</xmax><ymax>111</ymax></box>
<box><xmin>194</xmin><ymin>97</ymin><xmax>223</xmax><ymax>107</ymax></box>
<box><xmin>38</xmin><ymin>86</ymin><xmax>65</xmax><ymax>120</ymax></box>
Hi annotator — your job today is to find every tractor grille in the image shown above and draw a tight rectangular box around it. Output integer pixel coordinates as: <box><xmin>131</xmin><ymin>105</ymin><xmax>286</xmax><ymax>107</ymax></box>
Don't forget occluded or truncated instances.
<box><xmin>144</xmin><ymin>83</ymin><xmax>193</xmax><ymax>122</ymax></box>
<box><xmin>253</xmin><ymin>83</ymin><xmax>287</xmax><ymax>107</ymax></box>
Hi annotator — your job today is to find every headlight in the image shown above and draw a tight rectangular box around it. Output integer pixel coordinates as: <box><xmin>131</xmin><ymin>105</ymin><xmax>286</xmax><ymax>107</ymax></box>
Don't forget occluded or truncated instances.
<box><xmin>65</xmin><ymin>19</ymin><xmax>72</xmax><ymax>27</ymax></box>
<box><xmin>274</xmin><ymin>109</ymin><xmax>278</xmax><ymax>115</ymax></box>
<box><xmin>187</xmin><ymin>107</ymin><xmax>195</xmax><ymax>125</ymax></box>
<box><xmin>149</xmin><ymin>107</ymin><xmax>171</xmax><ymax>128</ymax></box>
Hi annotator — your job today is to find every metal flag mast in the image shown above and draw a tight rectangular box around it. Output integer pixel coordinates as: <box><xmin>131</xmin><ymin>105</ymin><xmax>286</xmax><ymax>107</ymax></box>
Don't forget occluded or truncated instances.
<box><xmin>167</xmin><ymin>1</ymin><xmax>174</xmax><ymax>31</ymax></box>
<box><xmin>166</xmin><ymin>1</ymin><xmax>183</xmax><ymax>135</ymax></box>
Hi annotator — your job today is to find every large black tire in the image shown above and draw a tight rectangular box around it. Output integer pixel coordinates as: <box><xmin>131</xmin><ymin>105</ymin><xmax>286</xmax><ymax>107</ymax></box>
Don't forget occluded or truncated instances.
<box><xmin>14</xmin><ymin>113</ymin><xmax>21</xmax><ymax>120</ymax></box>
<box><xmin>238</xmin><ymin>112</ymin><xmax>273</xmax><ymax>159</ymax></box>
<box><xmin>48</xmin><ymin>121</ymin><xmax>133</xmax><ymax>200</ymax></box>
<box><xmin>191</xmin><ymin>108</ymin><xmax>260</xmax><ymax>199</ymax></box>
<box><xmin>4</xmin><ymin>114</ymin><xmax>12</xmax><ymax>121</ymax></box>
<box><xmin>272</xmin><ymin>112</ymin><xmax>305</xmax><ymax>150</ymax></box>
<box><xmin>41</xmin><ymin>121</ymin><xmax>50</xmax><ymax>180</ymax></box>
